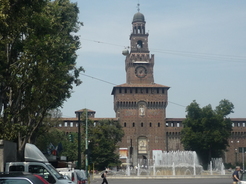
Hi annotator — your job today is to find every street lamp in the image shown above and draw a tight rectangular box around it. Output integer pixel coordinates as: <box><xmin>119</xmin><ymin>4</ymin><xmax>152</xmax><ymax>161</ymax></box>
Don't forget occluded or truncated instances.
<box><xmin>235</xmin><ymin>149</ymin><xmax>238</xmax><ymax>164</ymax></box>
<box><xmin>75</xmin><ymin>110</ymin><xmax>82</xmax><ymax>169</ymax></box>
<box><xmin>75</xmin><ymin>109</ymin><xmax>88</xmax><ymax>177</ymax></box>
<box><xmin>85</xmin><ymin>109</ymin><xmax>88</xmax><ymax>178</ymax></box>
<box><xmin>231</xmin><ymin>140</ymin><xmax>240</xmax><ymax>165</ymax></box>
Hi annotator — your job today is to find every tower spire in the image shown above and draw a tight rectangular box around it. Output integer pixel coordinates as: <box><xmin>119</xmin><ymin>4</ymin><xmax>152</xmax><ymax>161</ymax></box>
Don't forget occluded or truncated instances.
<box><xmin>137</xmin><ymin>3</ymin><xmax>140</xmax><ymax>12</ymax></box>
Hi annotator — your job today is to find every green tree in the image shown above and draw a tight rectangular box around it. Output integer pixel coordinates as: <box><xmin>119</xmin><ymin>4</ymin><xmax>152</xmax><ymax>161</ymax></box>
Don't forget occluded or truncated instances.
<box><xmin>0</xmin><ymin>0</ymin><xmax>84</xmax><ymax>155</ymax></box>
<box><xmin>86</xmin><ymin>119</ymin><xmax>124</xmax><ymax>170</ymax></box>
<box><xmin>181</xmin><ymin>99</ymin><xmax>234</xmax><ymax>168</ymax></box>
<box><xmin>35</xmin><ymin>118</ymin><xmax>124</xmax><ymax>170</ymax></box>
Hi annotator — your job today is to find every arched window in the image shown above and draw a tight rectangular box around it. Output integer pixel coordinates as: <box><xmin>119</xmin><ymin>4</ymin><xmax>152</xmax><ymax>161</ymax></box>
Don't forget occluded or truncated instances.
<box><xmin>137</xmin><ymin>40</ymin><xmax>143</xmax><ymax>48</ymax></box>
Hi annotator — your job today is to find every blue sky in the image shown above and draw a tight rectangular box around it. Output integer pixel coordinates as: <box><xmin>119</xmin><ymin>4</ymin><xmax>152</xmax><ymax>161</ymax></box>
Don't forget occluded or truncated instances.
<box><xmin>61</xmin><ymin>0</ymin><xmax>246</xmax><ymax>119</ymax></box>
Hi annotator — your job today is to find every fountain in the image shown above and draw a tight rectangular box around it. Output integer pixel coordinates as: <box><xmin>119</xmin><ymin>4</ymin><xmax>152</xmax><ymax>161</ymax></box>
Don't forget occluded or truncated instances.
<box><xmin>207</xmin><ymin>158</ymin><xmax>225</xmax><ymax>175</ymax></box>
<box><xmin>148</xmin><ymin>150</ymin><xmax>203</xmax><ymax>175</ymax></box>
<box><xmin>116</xmin><ymin>152</ymin><xmax>225</xmax><ymax>176</ymax></box>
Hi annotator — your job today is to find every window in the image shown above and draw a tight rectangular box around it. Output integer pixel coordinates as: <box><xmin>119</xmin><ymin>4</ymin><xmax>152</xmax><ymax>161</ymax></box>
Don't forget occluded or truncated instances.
<box><xmin>124</xmin><ymin>122</ymin><xmax>126</xmax><ymax>127</ymax></box>
<box><xmin>158</xmin><ymin>123</ymin><xmax>160</xmax><ymax>127</ymax></box>
<box><xmin>133</xmin><ymin>123</ymin><xmax>135</xmax><ymax>127</ymax></box>
<box><xmin>141</xmin><ymin>123</ymin><xmax>143</xmax><ymax>127</ymax></box>
<box><xmin>9</xmin><ymin>165</ymin><xmax>24</xmax><ymax>171</ymax></box>
<box><xmin>149</xmin><ymin>123</ymin><xmax>152</xmax><ymax>127</ymax></box>
<box><xmin>177</xmin><ymin>123</ymin><xmax>180</xmax><ymax>127</ymax></box>
<box><xmin>29</xmin><ymin>165</ymin><xmax>52</xmax><ymax>181</ymax></box>
<box><xmin>137</xmin><ymin>40</ymin><xmax>143</xmax><ymax>48</ymax></box>
<box><xmin>59</xmin><ymin>123</ymin><xmax>62</xmax><ymax>127</ymax></box>
<box><xmin>70</xmin><ymin>122</ymin><xmax>73</xmax><ymax>127</ymax></box>
<box><xmin>64</xmin><ymin>122</ymin><xmax>67</xmax><ymax>127</ymax></box>
<box><xmin>166</xmin><ymin>123</ymin><xmax>168</xmax><ymax>127</ymax></box>
<box><xmin>243</xmin><ymin>123</ymin><xmax>245</xmax><ymax>127</ymax></box>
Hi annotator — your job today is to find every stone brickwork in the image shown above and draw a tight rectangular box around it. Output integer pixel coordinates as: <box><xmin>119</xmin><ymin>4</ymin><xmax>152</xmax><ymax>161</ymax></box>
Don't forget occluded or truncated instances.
<box><xmin>58</xmin><ymin>116</ymin><xmax>246</xmax><ymax>166</ymax></box>
<box><xmin>111</xmin><ymin>11</ymin><xmax>170</xmax><ymax>166</ymax></box>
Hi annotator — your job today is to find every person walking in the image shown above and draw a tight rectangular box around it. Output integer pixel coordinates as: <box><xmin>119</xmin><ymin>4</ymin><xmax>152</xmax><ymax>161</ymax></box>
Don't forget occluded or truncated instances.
<box><xmin>232</xmin><ymin>166</ymin><xmax>241</xmax><ymax>184</ymax></box>
<box><xmin>101</xmin><ymin>171</ymin><xmax>108</xmax><ymax>184</ymax></box>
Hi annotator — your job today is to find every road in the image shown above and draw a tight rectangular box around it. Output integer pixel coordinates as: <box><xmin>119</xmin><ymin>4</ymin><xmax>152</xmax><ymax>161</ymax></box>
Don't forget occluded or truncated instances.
<box><xmin>91</xmin><ymin>177</ymin><xmax>231</xmax><ymax>184</ymax></box>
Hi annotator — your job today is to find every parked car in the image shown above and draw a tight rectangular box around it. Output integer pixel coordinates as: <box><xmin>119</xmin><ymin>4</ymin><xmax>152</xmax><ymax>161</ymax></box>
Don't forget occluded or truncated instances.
<box><xmin>0</xmin><ymin>172</ymin><xmax>50</xmax><ymax>184</ymax></box>
<box><xmin>57</xmin><ymin>168</ymin><xmax>88</xmax><ymax>184</ymax></box>
<box><xmin>240</xmin><ymin>172</ymin><xmax>246</xmax><ymax>184</ymax></box>
<box><xmin>74</xmin><ymin>169</ymin><xmax>87</xmax><ymax>184</ymax></box>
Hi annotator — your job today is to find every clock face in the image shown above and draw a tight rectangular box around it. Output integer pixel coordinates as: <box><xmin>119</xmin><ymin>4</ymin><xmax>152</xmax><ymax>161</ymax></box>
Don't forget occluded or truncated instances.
<box><xmin>135</xmin><ymin>66</ymin><xmax>147</xmax><ymax>78</ymax></box>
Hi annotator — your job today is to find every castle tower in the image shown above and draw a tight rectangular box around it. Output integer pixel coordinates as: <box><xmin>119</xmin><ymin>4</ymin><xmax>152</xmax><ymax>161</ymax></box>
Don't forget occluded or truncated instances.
<box><xmin>111</xmin><ymin>7</ymin><xmax>170</xmax><ymax>166</ymax></box>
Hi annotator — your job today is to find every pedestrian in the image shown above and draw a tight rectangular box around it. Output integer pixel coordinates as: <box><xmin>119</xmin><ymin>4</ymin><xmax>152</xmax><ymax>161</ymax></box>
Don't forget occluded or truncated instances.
<box><xmin>101</xmin><ymin>171</ymin><xmax>108</xmax><ymax>184</ymax></box>
<box><xmin>232</xmin><ymin>166</ymin><xmax>241</xmax><ymax>184</ymax></box>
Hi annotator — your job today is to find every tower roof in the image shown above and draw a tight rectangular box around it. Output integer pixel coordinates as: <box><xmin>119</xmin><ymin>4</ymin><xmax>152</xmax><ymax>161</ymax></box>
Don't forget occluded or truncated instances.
<box><xmin>132</xmin><ymin>12</ymin><xmax>145</xmax><ymax>23</ymax></box>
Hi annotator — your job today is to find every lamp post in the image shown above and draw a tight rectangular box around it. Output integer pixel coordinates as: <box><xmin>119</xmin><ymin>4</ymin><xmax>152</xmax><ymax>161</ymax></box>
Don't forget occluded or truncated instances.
<box><xmin>231</xmin><ymin>140</ymin><xmax>239</xmax><ymax>165</ymax></box>
<box><xmin>75</xmin><ymin>111</ymin><xmax>82</xmax><ymax>169</ymax></box>
<box><xmin>235</xmin><ymin>149</ymin><xmax>238</xmax><ymax>164</ymax></box>
<box><xmin>243</xmin><ymin>147</ymin><xmax>245</xmax><ymax>172</ymax></box>
<box><xmin>85</xmin><ymin>108</ymin><xmax>88</xmax><ymax>178</ymax></box>
<box><xmin>75</xmin><ymin>109</ymin><xmax>88</xmax><ymax>176</ymax></box>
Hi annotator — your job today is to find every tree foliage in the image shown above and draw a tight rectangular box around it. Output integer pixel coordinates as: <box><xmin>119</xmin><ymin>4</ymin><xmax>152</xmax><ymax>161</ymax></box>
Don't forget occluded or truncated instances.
<box><xmin>181</xmin><ymin>99</ymin><xmax>234</xmax><ymax>168</ymax></box>
<box><xmin>35</xmin><ymin>118</ymin><xmax>124</xmax><ymax>170</ymax></box>
<box><xmin>86</xmin><ymin>119</ymin><xmax>124</xmax><ymax>170</ymax></box>
<box><xmin>0</xmin><ymin>0</ymin><xmax>84</xmax><ymax>153</ymax></box>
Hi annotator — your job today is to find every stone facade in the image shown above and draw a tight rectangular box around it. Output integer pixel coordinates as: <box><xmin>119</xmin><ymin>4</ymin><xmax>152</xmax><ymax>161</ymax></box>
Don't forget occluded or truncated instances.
<box><xmin>111</xmin><ymin>11</ymin><xmax>170</xmax><ymax>166</ymax></box>
<box><xmin>58</xmin><ymin>115</ymin><xmax>246</xmax><ymax>166</ymax></box>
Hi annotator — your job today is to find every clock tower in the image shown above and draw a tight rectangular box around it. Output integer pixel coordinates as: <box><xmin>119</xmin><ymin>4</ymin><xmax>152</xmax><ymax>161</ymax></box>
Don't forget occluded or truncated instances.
<box><xmin>112</xmin><ymin>8</ymin><xmax>170</xmax><ymax>166</ymax></box>
<box><xmin>125</xmin><ymin>10</ymin><xmax>154</xmax><ymax>85</ymax></box>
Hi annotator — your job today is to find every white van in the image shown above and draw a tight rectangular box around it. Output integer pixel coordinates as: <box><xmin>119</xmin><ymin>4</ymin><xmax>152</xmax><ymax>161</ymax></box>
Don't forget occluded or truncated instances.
<box><xmin>5</xmin><ymin>143</ymin><xmax>75</xmax><ymax>184</ymax></box>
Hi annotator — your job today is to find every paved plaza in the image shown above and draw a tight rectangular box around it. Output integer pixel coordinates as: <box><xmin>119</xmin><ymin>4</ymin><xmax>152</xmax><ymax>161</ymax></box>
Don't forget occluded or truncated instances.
<box><xmin>91</xmin><ymin>177</ymin><xmax>231</xmax><ymax>184</ymax></box>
